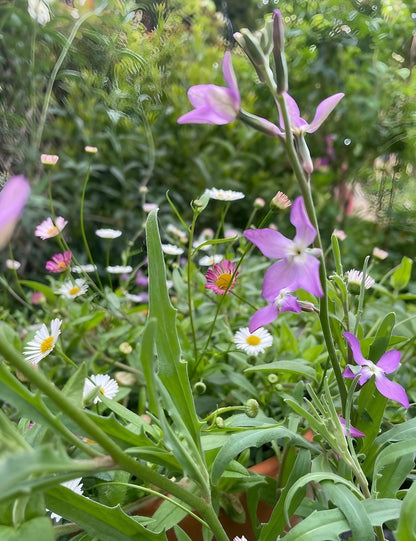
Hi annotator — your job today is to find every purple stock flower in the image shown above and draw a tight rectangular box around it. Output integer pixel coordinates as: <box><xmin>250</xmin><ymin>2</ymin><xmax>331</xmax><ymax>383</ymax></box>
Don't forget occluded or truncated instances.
<box><xmin>0</xmin><ymin>175</ymin><xmax>30</xmax><ymax>249</ymax></box>
<box><xmin>249</xmin><ymin>287</ymin><xmax>301</xmax><ymax>333</ymax></box>
<box><xmin>177</xmin><ymin>52</ymin><xmax>280</xmax><ymax>135</ymax></box>
<box><xmin>274</xmin><ymin>92</ymin><xmax>344</xmax><ymax>137</ymax></box>
<box><xmin>177</xmin><ymin>51</ymin><xmax>240</xmax><ymax>125</ymax></box>
<box><xmin>343</xmin><ymin>332</ymin><xmax>409</xmax><ymax>409</ymax></box>
<box><xmin>244</xmin><ymin>196</ymin><xmax>323</xmax><ymax>300</ymax></box>
<box><xmin>338</xmin><ymin>416</ymin><xmax>365</xmax><ymax>438</ymax></box>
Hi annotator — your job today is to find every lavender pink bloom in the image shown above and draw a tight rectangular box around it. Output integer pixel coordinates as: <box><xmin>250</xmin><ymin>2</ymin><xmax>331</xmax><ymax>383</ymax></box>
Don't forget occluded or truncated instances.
<box><xmin>244</xmin><ymin>196</ymin><xmax>323</xmax><ymax>300</ymax></box>
<box><xmin>35</xmin><ymin>216</ymin><xmax>68</xmax><ymax>240</ymax></box>
<box><xmin>338</xmin><ymin>416</ymin><xmax>365</xmax><ymax>438</ymax></box>
<box><xmin>177</xmin><ymin>52</ymin><xmax>280</xmax><ymax>135</ymax></box>
<box><xmin>177</xmin><ymin>51</ymin><xmax>240</xmax><ymax>125</ymax></box>
<box><xmin>343</xmin><ymin>332</ymin><xmax>409</xmax><ymax>409</ymax></box>
<box><xmin>205</xmin><ymin>260</ymin><xmax>238</xmax><ymax>295</ymax></box>
<box><xmin>0</xmin><ymin>175</ymin><xmax>30</xmax><ymax>249</ymax></box>
<box><xmin>275</xmin><ymin>92</ymin><xmax>344</xmax><ymax>136</ymax></box>
<box><xmin>45</xmin><ymin>251</ymin><xmax>72</xmax><ymax>273</ymax></box>
<box><xmin>249</xmin><ymin>288</ymin><xmax>301</xmax><ymax>333</ymax></box>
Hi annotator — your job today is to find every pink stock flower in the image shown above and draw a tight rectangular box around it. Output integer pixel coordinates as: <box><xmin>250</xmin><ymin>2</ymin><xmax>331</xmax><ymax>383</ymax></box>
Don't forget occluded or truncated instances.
<box><xmin>177</xmin><ymin>52</ymin><xmax>279</xmax><ymax>134</ymax></box>
<box><xmin>343</xmin><ymin>332</ymin><xmax>409</xmax><ymax>409</ymax></box>
<box><xmin>249</xmin><ymin>287</ymin><xmax>301</xmax><ymax>333</ymax></box>
<box><xmin>177</xmin><ymin>52</ymin><xmax>240</xmax><ymax>125</ymax></box>
<box><xmin>244</xmin><ymin>196</ymin><xmax>323</xmax><ymax>299</ymax></box>
<box><xmin>0</xmin><ymin>175</ymin><xmax>30</xmax><ymax>249</ymax></box>
<box><xmin>45</xmin><ymin>251</ymin><xmax>72</xmax><ymax>273</ymax></box>
<box><xmin>35</xmin><ymin>216</ymin><xmax>67</xmax><ymax>240</ymax></box>
<box><xmin>275</xmin><ymin>92</ymin><xmax>344</xmax><ymax>137</ymax></box>
<box><xmin>338</xmin><ymin>416</ymin><xmax>365</xmax><ymax>438</ymax></box>
<box><xmin>205</xmin><ymin>260</ymin><xmax>238</xmax><ymax>295</ymax></box>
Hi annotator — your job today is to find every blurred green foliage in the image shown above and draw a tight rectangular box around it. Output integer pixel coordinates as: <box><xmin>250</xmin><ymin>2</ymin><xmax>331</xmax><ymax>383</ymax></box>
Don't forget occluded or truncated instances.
<box><xmin>1</xmin><ymin>0</ymin><xmax>416</xmax><ymax>276</ymax></box>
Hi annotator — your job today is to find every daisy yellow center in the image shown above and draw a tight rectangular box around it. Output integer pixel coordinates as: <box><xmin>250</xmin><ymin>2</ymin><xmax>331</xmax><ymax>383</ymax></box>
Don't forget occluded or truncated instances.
<box><xmin>216</xmin><ymin>273</ymin><xmax>232</xmax><ymax>290</ymax></box>
<box><xmin>246</xmin><ymin>335</ymin><xmax>261</xmax><ymax>346</ymax></box>
<box><xmin>99</xmin><ymin>387</ymin><xmax>106</xmax><ymax>394</ymax></box>
<box><xmin>40</xmin><ymin>336</ymin><xmax>54</xmax><ymax>354</ymax></box>
<box><xmin>57</xmin><ymin>261</ymin><xmax>67</xmax><ymax>269</ymax></box>
<box><xmin>69</xmin><ymin>286</ymin><xmax>80</xmax><ymax>296</ymax></box>
<box><xmin>47</xmin><ymin>226</ymin><xmax>58</xmax><ymax>235</ymax></box>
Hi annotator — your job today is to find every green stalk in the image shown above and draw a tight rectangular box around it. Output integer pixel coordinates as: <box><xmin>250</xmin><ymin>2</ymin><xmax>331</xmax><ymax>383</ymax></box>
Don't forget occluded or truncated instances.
<box><xmin>275</xmin><ymin>93</ymin><xmax>347</xmax><ymax>410</ymax></box>
<box><xmin>187</xmin><ymin>213</ymin><xmax>199</xmax><ymax>364</ymax></box>
<box><xmin>0</xmin><ymin>337</ymin><xmax>228</xmax><ymax>541</ymax></box>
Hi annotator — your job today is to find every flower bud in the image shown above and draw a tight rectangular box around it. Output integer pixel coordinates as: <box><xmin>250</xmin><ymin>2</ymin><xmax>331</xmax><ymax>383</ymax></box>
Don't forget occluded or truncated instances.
<box><xmin>119</xmin><ymin>342</ymin><xmax>133</xmax><ymax>354</ymax></box>
<box><xmin>271</xmin><ymin>191</ymin><xmax>291</xmax><ymax>210</ymax></box>
<box><xmin>114</xmin><ymin>371</ymin><xmax>136</xmax><ymax>386</ymax></box>
<box><xmin>193</xmin><ymin>381</ymin><xmax>207</xmax><ymax>394</ymax></box>
<box><xmin>272</xmin><ymin>9</ymin><xmax>288</xmax><ymax>94</ymax></box>
<box><xmin>295</xmin><ymin>134</ymin><xmax>314</xmax><ymax>175</ymax></box>
<box><xmin>234</xmin><ymin>30</ymin><xmax>268</xmax><ymax>83</ymax></box>
<box><xmin>254</xmin><ymin>197</ymin><xmax>266</xmax><ymax>209</ymax></box>
<box><xmin>267</xmin><ymin>373</ymin><xmax>278</xmax><ymax>384</ymax></box>
<box><xmin>215</xmin><ymin>416</ymin><xmax>225</xmax><ymax>428</ymax></box>
<box><xmin>245</xmin><ymin>398</ymin><xmax>259</xmax><ymax>418</ymax></box>
<box><xmin>298</xmin><ymin>300</ymin><xmax>316</xmax><ymax>312</ymax></box>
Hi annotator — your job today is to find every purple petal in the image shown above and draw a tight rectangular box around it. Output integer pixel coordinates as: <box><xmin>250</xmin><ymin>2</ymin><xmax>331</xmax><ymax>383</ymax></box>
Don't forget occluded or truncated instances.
<box><xmin>244</xmin><ymin>228</ymin><xmax>292</xmax><ymax>259</ymax></box>
<box><xmin>339</xmin><ymin>416</ymin><xmax>365</xmax><ymax>438</ymax></box>
<box><xmin>280</xmin><ymin>93</ymin><xmax>308</xmax><ymax>130</ymax></box>
<box><xmin>343</xmin><ymin>366</ymin><xmax>356</xmax><ymax>379</ymax></box>
<box><xmin>306</xmin><ymin>93</ymin><xmax>344</xmax><ymax>133</ymax></box>
<box><xmin>0</xmin><ymin>175</ymin><xmax>30</xmax><ymax>249</ymax></box>
<box><xmin>291</xmin><ymin>196</ymin><xmax>317</xmax><ymax>247</ymax></box>
<box><xmin>289</xmin><ymin>254</ymin><xmax>323</xmax><ymax>297</ymax></box>
<box><xmin>343</xmin><ymin>332</ymin><xmax>367</xmax><ymax>366</ymax></box>
<box><xmin>177</xmin><ymin>85</ymin><xmax>238</xmax><ymax>125</ymax></box>
<box><xmin>177</xmin><ymin>105</ymin><xmax>233</xmax><ymax>125</ymax></box>
<box><xmin>279</xmin><ymin>294</ymin><xmax>302</xmax><ymax>314</ymax></box>
<box><xmin>377</xmin><ymin>349</ymin><xmax>401</xmax><ymax>374</ymax></box>
<box><xmin>262</xmin><ymin>260</ymin><xmax>296</xmax><ymax>300</ymax></box>
<box><xmin>375</xmin><ymin>375</ymin><xmax>409</xmax><ymax>408</ymax></box>
<box><xmin>222</xmin><ymin>51</ymin><xmax>240</xmax><ymax>107</ymax></box>
<box><xmin>249</xmin><ymin>304</ymin><xmax>278</xmax><ymax>332</ymax></box>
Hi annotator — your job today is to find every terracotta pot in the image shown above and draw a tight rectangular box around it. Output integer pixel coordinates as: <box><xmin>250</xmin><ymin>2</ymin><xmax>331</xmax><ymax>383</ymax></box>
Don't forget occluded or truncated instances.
<box><xmin>135</xmin><ymin>455</ymin><xmax>290</xmax><ymax>541</ymax></box>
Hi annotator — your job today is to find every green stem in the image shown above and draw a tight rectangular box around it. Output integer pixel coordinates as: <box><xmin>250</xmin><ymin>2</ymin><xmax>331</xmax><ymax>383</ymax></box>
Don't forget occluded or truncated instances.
<box><xmin>34</xmin><ymin>9</ymin><xmax>99</xmax><ymax>150</ymax></box>
<box><xmin>275</xmin><ymin>93</ymin><xmax>347</xmax><ymax>411</ymax></box>
<box><xmin>0</xmin><ymin>338</ymin><xmax>228</xmax><ymax>541</ymax></box>
<box><xmin>187</xmin><ymin>213</ymin><xmax>199</xmax><ymax>363</ymax></box>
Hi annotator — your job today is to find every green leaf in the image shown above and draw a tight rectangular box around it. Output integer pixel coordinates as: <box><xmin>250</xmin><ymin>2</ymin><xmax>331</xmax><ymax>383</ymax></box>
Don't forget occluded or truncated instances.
<box><xmin>45</xmin><ymin>487</ymin><xmax>167</xmax><ymax>541</ymax></box>
<box><xmin>390</xmin><ymin>257</ymin><xmax>412</xmax><ymax>291</ymax></box>
<box><xmin>279</xmin><ymin>499</ymin><xmax>401</xmax><ymax>541</ymax></box>
<box><xmin>211</xmin><ymin>426</ymin><xmax>315</xmax><ymax>485</ymax></box>
<box><xmin>0</xmin><ymin>517</ymin><xmax>54</xmax><ymax>541</ymax></box>
<box><xmin>259</xmin><ymin>449</ymin><xmax>311</xmax><ymax>541</ymax></box>
<box><xmin>19</xmin><ymin>280</ymin><xmax>57</xmax><ymax>302</ymax></box>
<box><xmin>368</xmin><ymin>312</ymin><xmax>396</xmax><ymax>362</ymax></box>
<box><xmin>321</xmin><ymin>482</ymin><xmax>373</xmax><ymax>541</ymax></box>
<box><xmin>372</xmin><ymin>439</ymin><xmax>416</xmax><ymax>497</ymax></box>
<box><xmin>145</xmin><ymin>210</ymin><xmax>201</xmax><ymax>446</ymax></box>
<box><xmin>245</xmin><ymin>360</ymin><xmax>317</xmax><ymax>382</ymax></box>
<box><xmin>71</xmin><ymin>311</ymin><xmax>106</xmax><ymax>331</ymax></box>
<box><xmin>395</xmin><ymin>481</ymin><xmax>416</xmax><ymax>541</ymax></box>
<box><xmin>62</xmin><ymin>363</ymin><xmax>87</xmax><ymax>407</ymax></box>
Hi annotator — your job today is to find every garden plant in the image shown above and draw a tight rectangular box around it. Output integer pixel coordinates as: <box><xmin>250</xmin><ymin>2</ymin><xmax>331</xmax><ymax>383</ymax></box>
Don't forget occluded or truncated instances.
<box><xmin>1</xmin><ymin>1</ymin><xmax>416</xmax><ymax>541</ymax></box>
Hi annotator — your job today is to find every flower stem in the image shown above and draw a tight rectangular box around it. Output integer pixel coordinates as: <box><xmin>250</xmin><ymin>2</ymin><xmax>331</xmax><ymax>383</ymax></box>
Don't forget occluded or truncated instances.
<box><xmin>0</xmin><ymin>335</ymin><xmax>228</xmax><ymax>541</ymax></box>
<box><xmin>275</xmin><ymin>94</ymin><xmax>347</xmax><ymax>411</ymax></box>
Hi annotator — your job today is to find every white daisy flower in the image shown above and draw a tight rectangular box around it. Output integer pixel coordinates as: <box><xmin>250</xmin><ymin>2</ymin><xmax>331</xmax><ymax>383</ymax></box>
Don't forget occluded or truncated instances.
<box><xmin>24</xmin><ymin>318</ymin><xmax>62</xmax><ymax>365</ymax></box>
<box><xmin>84</xmin><ymin>145</ymin><xmax>98</xmax><ymax>153</ymax></box>
<box><xmin>57</xmin><ymin>279</ymin><xmax>88</xmax><ymax>299</ymax></box>
<box><xmin>372</xmin><ymin>247</ymin><xmax>388</xmax><ymax>260</ymax></box>
<box><xmin>198</xmin><ymin>254</ymin><xmax>224</xmax><ymax>266</ymax></box>
<box><xmin>161</xmin><ymin>244</ymin><xmax>184</xmax><ymax>256</ymax></box>
<box><xmin>166</xmin><ymin>224</ymin><xmax>187</xmax><ymax>240</ymax></box>
<box><xmin>143</xmin><ymin>203</ymin><xmax>158</xmax><ymax>213</ymax></box>
<box><xmin>106</xmin><ymin>265</ymin><xmax>133</xmax><ymax>274</ymax></box>
<box><xmin>71</xmin><ymin>264</ymin><xmax>97</xmax><ymax>274</ymax></box>
<box><xmin>346</xmin><ymin>269</ymin><xmax>375</xmax><ymax>290</ymax></box>
<box><xmin>233</xmin><ymin>327</ymin><xmax>273</xmax><ymax>356</ymax></box>
<box><xmin>83</xmin><ymin>374</ymin><xmax>119</xmax><ymax>404</ymax></box>
<box><xmin>205</xmin><ymin>188</ymin><xmax>245</xmax><ymax>201</ymax></box>
<box><xmin>233</xmin><ymin>537</ymin><xmax>248</xmax><ymax>541</ymax></box>
<box><xmin>95</xmin><ymin>228</ymin><xmax>122</xmax><ymax>239</ymax></box>
<box><xmin>49</xmin><ymin>478</ymin><xmax>83</xmax><ymax>521</ymax></box>
<box><xmin>6</xmin><ymin>259</ymin><xmax>21</xmax><ymax>270</ymax></box>
<box><xmin>28</xmin><ymin>0</ymin><xmax>51</xmax><ymax>26</ymax></box>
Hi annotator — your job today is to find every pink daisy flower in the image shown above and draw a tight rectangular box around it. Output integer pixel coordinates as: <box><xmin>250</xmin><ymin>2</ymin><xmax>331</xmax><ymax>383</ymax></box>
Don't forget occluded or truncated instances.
<box><xmin>45</xmin><ymin>251</ymin><xmax>72</xmax><ymax>273</ymax></box>
<box><xmin>35</xmin><ymin>216</ymin><xmax>67</xmax><ymax>240</ymax></box>
<box><xmin>205</xmin><ymin>260</ymin><xmax>238</xmax><ymax>295</ymax></box>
